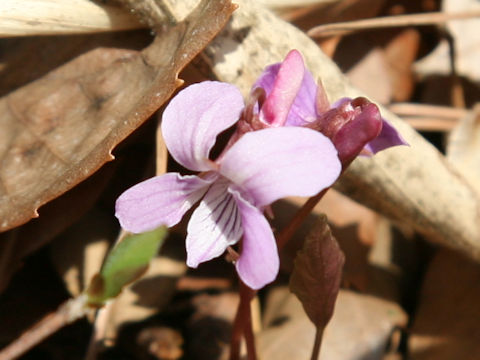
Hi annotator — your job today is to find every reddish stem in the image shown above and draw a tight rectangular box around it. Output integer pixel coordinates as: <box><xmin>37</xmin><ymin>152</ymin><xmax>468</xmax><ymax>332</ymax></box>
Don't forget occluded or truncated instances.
<box><xmin>276</xmin><ymin>189</ymin><xmax>327</xmax><ymax>251</ymax></box>
<box><xmin>243</xmin><ymin>296</ymin><xmax>257</xmax><ymax>360</ymax></box>
<box><xmin>310</xmin><ymin>327</ymin><xmax>325</xmax><ymax>360</ymax></box>
<box><xmin>230</xmin><ymin>282</ymin><xmax>256</xmax><ymax>360</ymax></box>
<box><xmin>229</xmin><ymin>183</ymin><xmax>334</xmax><ymax>359</ymax></box>
<box><xmin>276</xmin><ymin>149</ymin><xmax>356</xmax><ymax>252</ymax></box>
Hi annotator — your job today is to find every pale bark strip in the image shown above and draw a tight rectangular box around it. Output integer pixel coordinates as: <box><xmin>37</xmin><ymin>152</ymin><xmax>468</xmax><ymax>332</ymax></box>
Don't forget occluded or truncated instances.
<box><xmin>201</xmin><ymin>0</ymin><xmax>480</xmax><ymax>260</ymax></box>
<box><xmin>0</xmin><ymin>0</ymin><xmax>143</xmax><ymax>37</ymax></box>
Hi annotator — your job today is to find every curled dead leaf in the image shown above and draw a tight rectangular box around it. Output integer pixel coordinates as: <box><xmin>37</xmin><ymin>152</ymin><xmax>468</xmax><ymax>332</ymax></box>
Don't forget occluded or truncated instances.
<box><xmin>0</xmin><ymin>0</ymin><xmax>236</xmax><ymax>232</ymax></box>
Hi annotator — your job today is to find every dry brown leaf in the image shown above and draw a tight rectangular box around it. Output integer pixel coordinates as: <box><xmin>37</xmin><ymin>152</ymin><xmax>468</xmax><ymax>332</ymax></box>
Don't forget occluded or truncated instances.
<box><xmin>289</xmin><ymin>216</ymin><xmax>345</xmax><ymax>329</ymax></box>
<box><xmin>409</xmin><ymin>249</ymin><xmax>480</xmax><ymax>359</ymax></box>
<box><xmin>0</xmin><ymin>0</ymin><xmax>236</xmax><ymax>232</ymax></box>
<box><xmin>291</xmin><ymin>0</ymin><xmax>386</xmax><ymax>32</ymax></box>
<box><xmin>0</xmin><ymin>163</ymin><xmax>115</xmax><ymax>293</ymax></box>
<box><xmin>260</xmin><ymin>287</ymin><xmax>407</xmax><ymax>360</ymax></box>
<box><xmin>201</xmin><ymin>0</ymin><xmax>480</xmax><ymax>260</ymax></box>
<box><xmin>415</xmin><ymin>0</ymin><xmax>480</xmax><ymax>82</ymax></box>
<box><xmin>0</xmin><ymin>31</ymin><xmax>152</xmax><ymax>97</ymax></box>
<box><xmin>383</xmin><ymin>29</ymin><xmax>420</xmax><ymax>102</ymax></box>
<box><xmin>343</xmin><ymin>28</ymin><xmax>420</xmax><ymax>104</ymax></box>
<box><xmin>346</xmin><ymin>47</ymin><xmax>392</xmax><ymax>104</ymax></box>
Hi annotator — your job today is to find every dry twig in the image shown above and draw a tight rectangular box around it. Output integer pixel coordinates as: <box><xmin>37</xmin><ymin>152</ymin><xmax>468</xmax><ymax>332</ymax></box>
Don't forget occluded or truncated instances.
<box><xmin>308</xmin><ymin>10</ymin><xmax>480</xmax><ymax>37</ymax></box>
<box><xmin>389</xmin><ymin>103</ymin><xmax>469</xmax><ymax>132</ymax></box>
<box><xmin>0</xmin><ymin>296</ymin><xmax>90</xmax><ymax>360</ymax></box>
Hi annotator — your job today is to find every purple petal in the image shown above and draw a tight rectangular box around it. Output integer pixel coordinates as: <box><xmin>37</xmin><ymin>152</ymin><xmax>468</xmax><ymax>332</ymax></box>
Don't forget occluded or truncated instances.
<box><xmin>161</xmin><ymin>81</ymin><xmax>245</xmax><ymax>171</ymax></box>
<box><xmin>364</xmin><ymin>119</ymin><xmax>408</xmax><ymax>154</ymax></box>
<box><xmin>253</xmin><ymin>51</ymin><xmax>318</xmax><ymax>127</ymax></box>
<box><xmin>219</xmin><ymin>127</ymin><xmax>341</xmax><ymax>207</ymax></box>
<box><xmin>257</xmin><ymin>50</ymin><xmax>306</xmax><ymax>127</ymax></box>
<box><xmin>232</xmin><ymin>191</ymin><xmax>279</xmax><ymax>290</ymax></box>
<box><xmin>115</xmin><ymin>173</ymin><xmax>214</xmax><ymax>233</ymax></box>
<box><xmin>186</xmin><ymin>178</ymin><xmax>243</xmax><ymax>268</ymax></box>
<box><xmin>252</xmin><ymin>63</ymin><xmax>279</xmax><ymax>97</ymax></box>
<box><xmin>284</xmin><ymin>67</ymin><xmax>318</xmax><ymax>126</ymax></box>
<box><xmin>331</xmin><ymin>97</ymin><xmax>350</xmax><ymax>109</ymax></box>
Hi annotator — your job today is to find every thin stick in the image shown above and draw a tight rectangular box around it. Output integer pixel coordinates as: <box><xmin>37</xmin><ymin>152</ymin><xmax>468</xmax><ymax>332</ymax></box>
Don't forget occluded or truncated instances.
<box><xmin>388</xmin><ymin>103</ymin><xmax>468</xmax><ymax>131</ymax></box>
<box><xmin>308</xmin><ymin>10</ymin><xmax>480</xmax><ymax>37</ymax></box>
<box><xmin>260</xmin><ymin>0</ymin><xmax>339</xmax><ymax>8</ymax></box>
<box><xmin>0</xmin><ymin>296</ymin><xmax>89</xmax><ymax>360</ymax></box>
<box><xmin>403</xmin><ymin>116</ymin><xmax>457</xmax><ymax>131</ymax></box>
<box><xmin>388</xmin><ymin>103</ymin><xmax>468</xmax><ymax>119</ymax></box>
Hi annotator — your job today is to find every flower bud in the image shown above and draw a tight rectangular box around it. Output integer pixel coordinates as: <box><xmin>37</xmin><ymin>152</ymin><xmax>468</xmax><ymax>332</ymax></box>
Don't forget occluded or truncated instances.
<box><xmin>312</xmin><ymin>97</ymin><xmax>383</xmax><ymax>167</ymax></box>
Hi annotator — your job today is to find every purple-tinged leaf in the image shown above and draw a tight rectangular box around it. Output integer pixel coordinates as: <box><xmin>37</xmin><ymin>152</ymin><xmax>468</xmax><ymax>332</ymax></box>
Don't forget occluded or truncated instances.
<box><xmin>289</xmin><ymin>215</ymin><xmax>345</xmax><ymax>329</ymax></box>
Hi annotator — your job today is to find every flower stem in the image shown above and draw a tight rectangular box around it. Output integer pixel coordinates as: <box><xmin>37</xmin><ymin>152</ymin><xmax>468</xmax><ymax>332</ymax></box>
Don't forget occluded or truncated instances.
<box><xmin>310</xmin><ymin>327</ymin><xmax>324</xmax><ymax>360</ymax></box>
<box><xmin>244</xmin><ymin>297</ymin><xmax>257</xmax><ymax>360</ymax></box>
<box><xmin>230</xmin><ymin>282</ymin><xmax>256</xmax><ymax>360</ymax></box>
<box><xmin>230</xmin><ymin>183</ymin><xmax>332</xmax><ymax>360</ymax></box>
<box><xmin>276</xmin><ymin>189</ymin><xmax>327</xmax><ymax>251</ymax></box>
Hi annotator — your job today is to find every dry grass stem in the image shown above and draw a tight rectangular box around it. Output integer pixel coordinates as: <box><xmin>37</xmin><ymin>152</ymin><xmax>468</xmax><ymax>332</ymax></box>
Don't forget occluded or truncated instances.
<box><xmin>388</xmin><ymin>103</ymin><xmax>468</xmax><ymax>119</ymax></box>
<box><xmin>403</xmin><ymin>117</ymin><xmax>458</xmax><ymax>132</ymax></box>
<box><xmin>0</xmin><ymin>296</ymin><xmax>89</xmax><ymax>360</ymax></box>
<box><xmin>308</xmin><ymin>10</ymin><xmax>480</xmax><ymax>37</ymax></box>
<box><xmin>259</xmin><ymin>0</ymin><xmax>340</xmax><ymax>8</ymax></box>
<box><xmin>389</xmin><ymin>103</ymin><xmax>469</xmax><ymax>131</ymax></box>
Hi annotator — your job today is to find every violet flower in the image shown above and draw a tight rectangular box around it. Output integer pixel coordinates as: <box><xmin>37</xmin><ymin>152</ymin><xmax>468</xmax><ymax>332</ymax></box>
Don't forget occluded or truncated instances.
<box><xmin>116</xmin><ymin>49</ymin><xmax>406</xmax><ymax>290</ymax></box>
<box><xmin>115</xmin><ymin>81</ymin><xmax>342</xmax><ymax>289</ymax></box>
<box><xmin>251</xmin><ymin>50</ymin><xmax>407</xmax><ymax>166</ymax></box>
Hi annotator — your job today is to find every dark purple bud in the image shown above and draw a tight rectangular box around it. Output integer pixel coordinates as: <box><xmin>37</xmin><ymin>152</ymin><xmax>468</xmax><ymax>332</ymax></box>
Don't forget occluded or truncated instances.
<box><xmin>311</xmin><ymin>97</ymin><xmax>383</xmax><ymax>168</ymax></box>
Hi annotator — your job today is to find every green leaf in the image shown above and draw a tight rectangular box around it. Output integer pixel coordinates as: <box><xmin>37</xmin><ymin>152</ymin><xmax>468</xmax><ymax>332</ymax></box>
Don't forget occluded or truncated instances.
<box><xmin>86</xmin><ymin>227</ymin><xmax>167</xmax><ymax>306</ymax></box>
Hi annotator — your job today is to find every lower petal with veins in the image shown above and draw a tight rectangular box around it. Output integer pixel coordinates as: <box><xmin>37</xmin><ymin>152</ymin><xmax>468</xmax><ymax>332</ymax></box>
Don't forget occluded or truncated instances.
<box><xmin>186</xmin><ymin>179</ymin><xmax>243</xmax><ymax>268</ymax></box>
